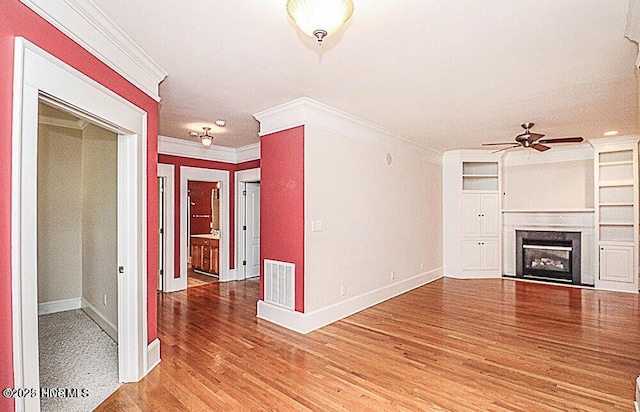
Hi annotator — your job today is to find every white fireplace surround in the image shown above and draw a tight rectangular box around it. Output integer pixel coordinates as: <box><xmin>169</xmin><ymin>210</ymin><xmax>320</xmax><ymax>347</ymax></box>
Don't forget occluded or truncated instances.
<box><xmin>503</xmin><ymin>210</ymin><xmax>596</xmax><ymax>285</ymax></box>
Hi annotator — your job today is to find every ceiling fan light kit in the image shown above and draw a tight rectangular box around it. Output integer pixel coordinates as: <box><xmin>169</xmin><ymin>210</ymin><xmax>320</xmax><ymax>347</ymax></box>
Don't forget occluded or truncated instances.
<box><xmin>286</xmin><ymin>0</ymin><xmax>354</xmax><ymax>45</ymax></box>
<box><xmin>482</xmin><ymin>122</ymin><xmax>584</xmax><ymax>154</ymax></box>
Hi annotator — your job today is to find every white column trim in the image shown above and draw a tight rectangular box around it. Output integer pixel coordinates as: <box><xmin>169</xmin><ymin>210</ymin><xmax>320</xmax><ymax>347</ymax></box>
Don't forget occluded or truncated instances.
<box><xmin>234</xmin><ymin>168</ymin><xmax>261</xmax><ymax>280</ymax></box>
<box><xmin>157</xmin><ymin>163</ymin><xmax>178</xmax><ymax>292</ymax></box>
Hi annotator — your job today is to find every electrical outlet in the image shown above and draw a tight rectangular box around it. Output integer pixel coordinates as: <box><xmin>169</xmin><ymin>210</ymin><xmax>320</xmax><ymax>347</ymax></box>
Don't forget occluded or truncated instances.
<box><xmin>340</xmin><ymin>285</ymin><xmax>346</xmax><ymax>296</ymax></box>
<box><xmin>390</xmin><ymin>271</ymin><xmax>395</xmax><ymax>280</ymax></box>
<box><xmin>103</xmin><ymin>294</ymin><xmax>107</xmax><ymax>306</ymax></box>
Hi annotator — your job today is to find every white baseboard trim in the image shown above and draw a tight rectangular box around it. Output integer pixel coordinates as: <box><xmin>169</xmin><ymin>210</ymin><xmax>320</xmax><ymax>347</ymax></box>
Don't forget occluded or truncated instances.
<box><xmin>257</xmin><ymin>267</ymin><xmax>443</xmax><ymax>334</ymax></box>
<box><xmin>445</xmin><ymin>272</ymin><xmax>502</xmax><ymax>279</ymax></box>
<box><xmin>38</xmin><ymin>297</ymin><xmax>82</xmax><ymax>315</ymax></box>
<box><xmin>147</xmin><ymin>338</ymin><xmax>161</xmax><ymax>373</ymax></box>
<box><xmin>81</xmin><ymin>298</ymin><xmax>118</xmax><ymax>342</ymax></box>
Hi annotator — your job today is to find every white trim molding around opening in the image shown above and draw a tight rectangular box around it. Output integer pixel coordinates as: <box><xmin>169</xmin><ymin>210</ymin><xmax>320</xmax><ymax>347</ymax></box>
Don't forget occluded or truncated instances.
<box><xmin>235</xmin><ymin>168</ymin><xmax>261</xmax><ymax>281</ymax></box>
<box><xmin>11</xmin><ymin>37</ymin><xmax>151</xmax><ymax>411</ymax></box>
<box><xmin>179</xmin><ymin>167</ymin><xmax>231</xmax><ymax>288</ymax></box>
<box><xmin>157</xmin><ymin>163</ymin><xmax>177</xmax><ymax>292</ymax></box>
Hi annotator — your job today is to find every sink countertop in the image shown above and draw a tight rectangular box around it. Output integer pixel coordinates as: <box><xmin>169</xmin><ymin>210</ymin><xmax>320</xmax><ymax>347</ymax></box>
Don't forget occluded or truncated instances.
<box><xmin>191</xmin><ymin>233</ymin><xmax>220</xmax><ymax>240</ymax></box>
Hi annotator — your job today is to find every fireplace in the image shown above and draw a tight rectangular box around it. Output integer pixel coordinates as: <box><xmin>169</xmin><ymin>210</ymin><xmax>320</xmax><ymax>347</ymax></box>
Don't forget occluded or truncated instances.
<box><xmin>516</xmin><ymin>230</ymin><xmax>582</xmax><ymax>285</ymax></box>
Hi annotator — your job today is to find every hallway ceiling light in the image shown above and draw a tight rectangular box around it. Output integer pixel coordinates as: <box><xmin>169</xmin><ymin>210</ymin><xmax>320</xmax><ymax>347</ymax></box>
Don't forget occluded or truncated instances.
<box><xmin>286</xmin><ymin>0</ymin><xmax>354</xmax><ymax>45</ymax></box>
<box><xmin>192</xmin><ymin>127</ymin><xmax>214</xmax><ymax>147</ymax></box>
<box><xmin>215</xmin><ymin>120</ymin><xmax>226</xmax><ymax>128</ymax></box>
<box><xmin>603</xmin><ymin>130</ymin><xmax>619</xmax><ymax>136</ymax></box>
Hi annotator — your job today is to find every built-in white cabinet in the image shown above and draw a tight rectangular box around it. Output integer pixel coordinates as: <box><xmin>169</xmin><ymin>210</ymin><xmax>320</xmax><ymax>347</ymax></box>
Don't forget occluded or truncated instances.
<box><xmin>462</xmin><ymin>239</ymin><xmax>499</xmax><ymax>271</ymax></box>
<box><xmin>592</xmin><ymin>136</ymin><xmax>640</xmax><ymax>293</ymax></box>
<box><xmin>599</xmin><ymin>245</ymin><xmax>634</xmax><ymax>283</ymax></box>
<box><xmin>462</xmin><ymin>194</ymin><xmax>500</xmax><ymax>238</ymax></box>
<box><xmin>443</xmin><ymin>151</ymin><xmax>502</xmax><ymax>278</ymax></box>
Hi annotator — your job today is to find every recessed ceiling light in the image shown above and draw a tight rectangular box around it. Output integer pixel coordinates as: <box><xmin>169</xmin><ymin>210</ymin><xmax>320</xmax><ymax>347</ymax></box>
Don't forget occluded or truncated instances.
<box><xmin>603</xmin><ymin>130</ymin><xmax>618</xmax><ymax>136</ymax></box>
<box><xmin>215</xmin><ymin>120</ymin><xmax>226</xmax><ymax>128</ymax></box>
<box><xmin>189</xmin><ymin>131</ymin><xmax>198</xmax><ymax>137</ymax></box>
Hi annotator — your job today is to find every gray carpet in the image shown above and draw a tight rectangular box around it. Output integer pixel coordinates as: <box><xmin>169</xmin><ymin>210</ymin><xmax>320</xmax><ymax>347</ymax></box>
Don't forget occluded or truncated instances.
<box><xmin>38</xmin><ymin>309</ymin><xmax>120</xmax><ymax>411</ymax></box>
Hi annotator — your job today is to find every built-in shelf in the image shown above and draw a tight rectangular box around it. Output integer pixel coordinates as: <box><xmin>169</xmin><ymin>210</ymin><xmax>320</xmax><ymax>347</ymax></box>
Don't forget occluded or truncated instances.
<box><xmin>462</xmin><ymin>161</ymin><xmax>499</xmax><ymax>191</ymax></box>
<box><xmin>599</xmin><ymin>160</ymin><xmax>634</xmax><ymax>166</ymax></box>
<box><xmin>598</xmin><ymin>180</ymin><xmax>634</xmax><ymax>187</ymax></box>
<box><xmin>502</xmin><ymin>209</ymin><xmax>595</xmax><ymax>213</ymax></box>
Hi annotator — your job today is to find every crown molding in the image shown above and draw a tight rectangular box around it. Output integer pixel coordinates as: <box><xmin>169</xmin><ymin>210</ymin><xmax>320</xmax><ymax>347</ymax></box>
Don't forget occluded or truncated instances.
<box><xmin>158</xmin><ymin>135</ymin><xmax>260</xmax><ymax>164</ymax></box>
<box><xmin>588</xmin><ymin>134</ymin><xmax>640</xmax><ymax>148</ymax></box>
<box><xmin>38</xmin><ymin>115</ymin><xmax>90</xmax><ymax>130</ymax></box>
<box><xmin>236</xmin><ymin>143</ymin><xmax>261</xmax><ymax>163</ymax></box>
<box><xmin>20</xmin><ymin>0</ymin><xmax>167</xmax><ymax>101</ymax></box>
<box><xmin>253</xmin><ymin>97</ymin><xmax>443</xmax><ymax>164</ymax></box>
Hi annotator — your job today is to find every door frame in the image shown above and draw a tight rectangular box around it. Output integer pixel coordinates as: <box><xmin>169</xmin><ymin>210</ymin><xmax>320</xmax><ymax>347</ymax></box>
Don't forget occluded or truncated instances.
<box><xmin>235</xmin><ymin>168</ymin><xmax>261</xmax><ymax>280</ymax></box>
<box><xmin>157</xmin><ymin>163</ymin><xmax>176</xmax><ymax>291</ymax></box>
<box><xmin>11</xmin><ymin>38</ymin><xmax>149</xmax><ymax>411</ymax></box>
<box><xmin>179</xmin><ymin>167</ymin><xmax>230</xmax><ymax>286</ymax></box>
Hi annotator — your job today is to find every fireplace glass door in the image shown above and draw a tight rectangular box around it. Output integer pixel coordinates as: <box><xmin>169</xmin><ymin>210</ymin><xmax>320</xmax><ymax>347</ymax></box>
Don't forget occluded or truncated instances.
<box><xmin>523</xmin><ymin>243</ymin><xmax>572</xmax><ymax>281</ymax></box>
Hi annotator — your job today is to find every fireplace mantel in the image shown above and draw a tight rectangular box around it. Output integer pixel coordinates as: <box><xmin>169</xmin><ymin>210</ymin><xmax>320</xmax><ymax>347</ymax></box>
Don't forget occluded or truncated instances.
<box><xmin>503</xmin><ymin>210</ymin><xmax>595</xmax><ymax>285</ymax></box>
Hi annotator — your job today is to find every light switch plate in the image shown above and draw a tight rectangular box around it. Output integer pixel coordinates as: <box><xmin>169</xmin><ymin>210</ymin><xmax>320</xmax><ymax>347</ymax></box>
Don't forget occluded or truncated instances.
<box><xmin>311</xmin><ymin>220</ymin><xmax>323</xmax><ymax>232</ymax></box>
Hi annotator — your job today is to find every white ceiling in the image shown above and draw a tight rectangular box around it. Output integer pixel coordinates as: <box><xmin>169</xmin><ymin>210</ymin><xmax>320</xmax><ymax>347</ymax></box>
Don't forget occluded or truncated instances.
<box><xmin>92</xmin><ymin>0</ymin><xmax>639</xmax><ymax>151</ymax></box>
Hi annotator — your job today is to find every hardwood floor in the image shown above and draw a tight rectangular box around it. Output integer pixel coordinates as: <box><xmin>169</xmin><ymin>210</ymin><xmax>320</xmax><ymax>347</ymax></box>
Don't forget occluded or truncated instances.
<box><xmin>97</xmin><ymin>278</ymin><xmax>640</xmax><ymax>411</ymax></box>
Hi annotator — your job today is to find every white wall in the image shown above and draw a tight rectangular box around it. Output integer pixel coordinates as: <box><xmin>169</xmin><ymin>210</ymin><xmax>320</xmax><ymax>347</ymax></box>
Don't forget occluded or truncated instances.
<box><xmin>37</xmin><ymin>124</ymin><xmax>83</xmax><ymax>303</ymax></box>
<box><xmin>503</xmin><ymin>159</ymin><xmax>594</xmax><ymax>210</ymax></box>
<box><xmin>82</xmin><ymin>124</ymin><xmax>118</xmax><ymax>337</ymax></box>
<box><xmin>304</xmin><ymin>125</ymin><xmax>442</xmax><ymax>313</ymax></box>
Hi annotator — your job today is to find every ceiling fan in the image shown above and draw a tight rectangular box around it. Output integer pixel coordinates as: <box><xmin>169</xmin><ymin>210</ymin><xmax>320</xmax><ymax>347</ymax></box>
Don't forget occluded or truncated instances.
<box><xmin>482</xmin><ymin>123</ymin><xmax>584</xmax><ymax>153</ymax></box>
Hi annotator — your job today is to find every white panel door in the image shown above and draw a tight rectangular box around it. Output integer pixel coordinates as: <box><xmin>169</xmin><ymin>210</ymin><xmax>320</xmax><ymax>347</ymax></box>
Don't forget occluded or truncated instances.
<box><xmin>480</xmin><ymin>194</ymin><xmax>500</xmax><ymax>237</ymax></box>
<box><xmin>245</xmin><ymin>182</ymin><xmax>261</xmax><ymax>279</ymax></box>
<box><xmin>462</xmin><ymin>240</ymin><xmax>482</xmax><ymax>271</ymax></box>
<box><xmin>462</xmin><ymin>194</ymin><xmax>481</xmax><ymax>237</ymax></box>
<box><xmin>599</xmin><ymin>245</ymin><xmax>634</xmax><ymax>283</ymax></box>
<box><xmin>481</xmin><ymin>240</ymin><xmax>500</xmax><ymax>271</ymax></box>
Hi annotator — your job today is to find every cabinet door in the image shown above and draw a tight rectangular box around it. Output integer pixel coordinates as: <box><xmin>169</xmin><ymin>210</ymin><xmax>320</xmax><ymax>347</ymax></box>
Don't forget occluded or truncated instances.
<box><xmin>480</xmin><ymin>194</ymin><xmax>500</xmax><ymax>237</ymax></box>
<box><xmin>599</xmin><ymin>245</ymin><xmax>634</xmax><ymax>283</ymax></box>
<box><xmin>192</xmin><ymin>244</ymin><xmax>202</xmax><ymax>270</ymax></box>
<box><xmin>462</xmin><ymin>194</ymin><xmax>482</xmax><ymax>237</ymax></box>
<box><xmin>462</xmin><ymin>240</ymin><xmax>482</xmax><ymax>271</ymax></box>
<box><xmin>481</xmin><ymin>240</ymin><xmax>500</xmax><ymax>271</ymax></box>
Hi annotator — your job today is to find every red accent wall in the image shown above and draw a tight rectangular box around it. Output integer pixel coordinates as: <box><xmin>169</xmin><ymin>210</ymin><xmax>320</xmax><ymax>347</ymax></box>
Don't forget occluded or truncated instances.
<box><xmin>158</xmin><ymin>155</ymin><xmax>260</xmax><ymax>278</ymax></box>
<box><xmin>260</xmin><ymin>126</ymin><xmax>305</xmax><ymax>312</ymax></box>
<box><xmin>0</xmin><ymin>1</ymin><xmax>160</xmax><ymax>406</ymax></box>
<box><xmin>188</xmin><ymin>181</ymin><xmax>218</xmax><ymax>235</ymax></box>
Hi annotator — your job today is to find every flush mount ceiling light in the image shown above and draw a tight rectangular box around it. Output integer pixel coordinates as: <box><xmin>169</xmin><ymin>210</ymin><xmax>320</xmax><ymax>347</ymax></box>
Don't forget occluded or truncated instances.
<box><xmin>192</xmin><ymin>126</ymin><xmax>214</xmax><ymax>147</ymax></box>
<box><xmin>286</xmin><ymin>0</ymin><xmax>354</xmax><ymax>45</ymax></box>
<box><xmin>215</xmin><ymin>120</ymin><xmax>226</xmax><ymax>128</ymax></box>
<box><xmin>603</xmin><ymin>130</ymin><xmax>619</xmax><ymax>137</ymax></box>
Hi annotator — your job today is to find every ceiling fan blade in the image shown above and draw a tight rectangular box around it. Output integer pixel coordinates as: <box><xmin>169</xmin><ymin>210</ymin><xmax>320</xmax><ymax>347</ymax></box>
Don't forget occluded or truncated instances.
<box><xmin>531</xmin><ymin>143</ymin><xmax>551</xmax><ymax>152</ymax></box>
<box><xmin>482</xmin><ymin>142</ymin><xmax>519</xmax><ymax>146</ymax></box>
<box><xmin>491</xmin><ymin>145</ymin><xmax>520</xmax><ymax>154</ymax></box>
<box><xmin>537</xmin><ymin>137</ymin><xmax>584</xmax><ymax>144</ymax></box>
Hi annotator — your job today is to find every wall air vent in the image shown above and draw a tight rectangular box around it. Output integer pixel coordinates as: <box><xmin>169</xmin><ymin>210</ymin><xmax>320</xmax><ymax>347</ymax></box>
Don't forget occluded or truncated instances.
<box><xmin>264</xmin><ymin>259</ymin><xmax>295</xmax><ymax>310</ymax></box>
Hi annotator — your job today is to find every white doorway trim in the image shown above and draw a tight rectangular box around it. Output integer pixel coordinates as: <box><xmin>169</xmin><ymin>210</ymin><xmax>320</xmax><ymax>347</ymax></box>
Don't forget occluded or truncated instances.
<box><xmin>179</xmin><ymin>167</ymin><xmax>230</xmax><ymax>287</ymax></box>
<box><xmin>157</xmin><ymin>163</ymin><xmax>178</xmax><ymax>292</ymax></box>
<box><xmin>11</xmin><ymin>38</ymin><xmax>150</xmax><ymax>411</ymax></box>
<box><xmin>235</xmin><ymin>168</ymin><xmax>261</xmax><ymax>280</ymax></box>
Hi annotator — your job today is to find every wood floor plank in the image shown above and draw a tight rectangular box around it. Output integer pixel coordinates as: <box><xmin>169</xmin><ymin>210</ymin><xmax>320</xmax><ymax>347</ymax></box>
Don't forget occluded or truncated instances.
<box><xmin>96</xmin><ymin>278</ymin><xmax>640</xmax><ymax>411</ymax></box>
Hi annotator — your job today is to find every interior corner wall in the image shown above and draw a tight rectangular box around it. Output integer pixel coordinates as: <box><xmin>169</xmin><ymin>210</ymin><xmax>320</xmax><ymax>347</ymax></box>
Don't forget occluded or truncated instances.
<box><xmin>304</xmin><ymin>124</ymin><xmax>443</xmax><ymax>313</ymax></box>
<box><xmin>259</xmin><ymin>126</ymin><xmax>305</xmax><ymax>312</ymax></box>
<box><xmin>81</xmin><ymin>124</ymin><xmax>118</xmax><ymax>333</ymax></box>
<box><xmin>503</xmin><ymin>159</ymin><xmax>594</xmax><ymax>210</ymax></box>
<box><xmin>37</xmin><ymin>123</ymin><xmax>83</xmax><ymax>304</ymax></box>
<box><xmin>1</xmin><ymin>1</ymin><xmax>161</xmax><ymax>399</ymax></box>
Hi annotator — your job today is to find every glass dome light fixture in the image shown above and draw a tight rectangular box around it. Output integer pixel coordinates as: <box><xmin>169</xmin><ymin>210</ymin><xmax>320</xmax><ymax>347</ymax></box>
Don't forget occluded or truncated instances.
<box><xmin>198</xmin><ymin>126</ymin><xmax>213</xmax><ymax>147</ymax></box>
<box><xmin>286</xmin><ymin>0</ymin><xmax>354</xmax><ymax>45</ymax></box>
